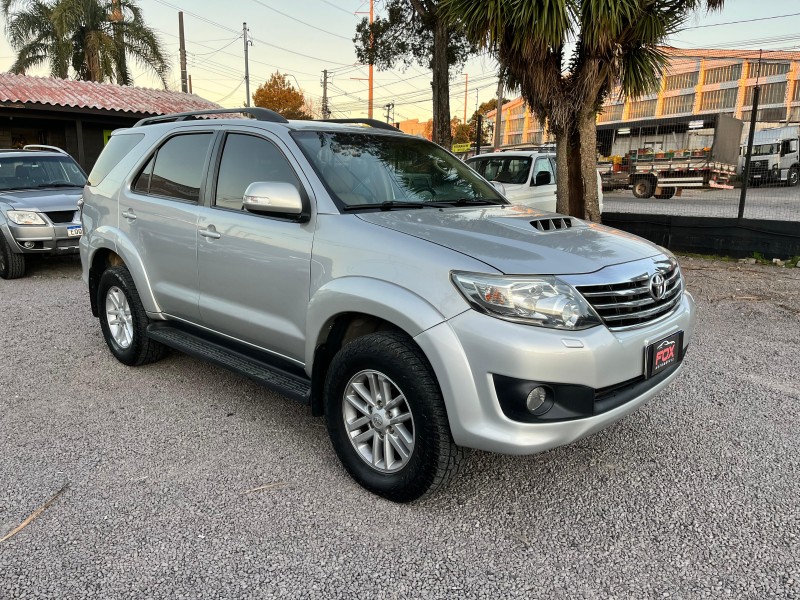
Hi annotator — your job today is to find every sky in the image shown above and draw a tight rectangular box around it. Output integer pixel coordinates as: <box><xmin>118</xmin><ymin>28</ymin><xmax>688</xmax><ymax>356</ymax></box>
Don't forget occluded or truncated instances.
<box><xmin>1</xmin><ymin>0</ymin><xmax>800</xmax><ymax>123</ymax></box>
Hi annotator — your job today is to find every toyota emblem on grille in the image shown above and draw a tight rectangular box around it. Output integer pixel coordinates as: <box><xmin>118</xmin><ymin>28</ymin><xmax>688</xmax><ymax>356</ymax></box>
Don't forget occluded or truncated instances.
<box><xmin>650</xmin><ymin>272</ymin><xmax>667</xmax><ymax>300</ymax></box>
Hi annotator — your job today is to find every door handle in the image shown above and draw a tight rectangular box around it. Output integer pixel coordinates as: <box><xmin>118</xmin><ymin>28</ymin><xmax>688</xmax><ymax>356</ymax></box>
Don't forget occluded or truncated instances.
<box><xmin>199</xmin><ymin>226</ymin><xmax>221</xmax><ymax>240</ymax></box>
<box><xmin>122</xmin><ymin>209</ymin><xmax>137</xmax><ymax>221</ymax></box>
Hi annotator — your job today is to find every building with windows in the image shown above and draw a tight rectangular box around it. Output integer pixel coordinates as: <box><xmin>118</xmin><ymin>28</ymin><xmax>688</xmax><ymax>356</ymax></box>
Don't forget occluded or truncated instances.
<box><xmin>488</xmin><ymin>48</ymin><xmax>800</xmax><ymax>149</ymax></box>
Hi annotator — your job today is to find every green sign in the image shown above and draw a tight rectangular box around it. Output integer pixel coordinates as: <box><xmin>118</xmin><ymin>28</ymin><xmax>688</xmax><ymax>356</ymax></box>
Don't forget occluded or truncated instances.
<box><xmin>451</xmin><ymin>142</ymin><xmax>471</xmax><ymax>153</ymax></box>
<box><xmin>103</xmin><ymin>130</ymin><xmax>113</xmax><ymax>145</ymax></box>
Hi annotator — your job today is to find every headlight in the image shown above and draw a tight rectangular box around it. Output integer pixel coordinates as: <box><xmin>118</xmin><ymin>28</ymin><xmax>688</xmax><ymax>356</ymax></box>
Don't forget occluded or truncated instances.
<box><xmin>451</xmin><ymin>271</ymin><xmax>601</xmax><ymax>330</ymax></box>
<box><xmin>6</xmin><ymin>210</ymin><xmax>46</xmax><ymax>225</ymax></box>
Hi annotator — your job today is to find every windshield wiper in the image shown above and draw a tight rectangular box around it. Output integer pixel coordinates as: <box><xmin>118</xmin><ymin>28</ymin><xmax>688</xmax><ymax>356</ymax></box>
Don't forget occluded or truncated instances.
<box><xmin>444</xmin><ymin>198</ymin><xmax>505</xmax><ymax>206</ymax></box>
<box><xmin>32</xmin><ymin>183</ymin><xmax>84</xmax><ymax>188</ymax></box>
<box><xmin>343</xmin><ymin>201</ymin><xmax>439</xmax><ymax>211</ymax></box>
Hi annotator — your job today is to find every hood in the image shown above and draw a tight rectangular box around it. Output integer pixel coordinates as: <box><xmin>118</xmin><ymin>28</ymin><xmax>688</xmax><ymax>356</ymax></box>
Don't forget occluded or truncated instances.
<box><xmin>0</xmin><ymin>187</ymin><xmax>83</xmax><ymax>212</ymax></box>
<box><xmin>357</xmin><ymin>205</ymin><xmax>663</xmax><ymax>275</ymax></box>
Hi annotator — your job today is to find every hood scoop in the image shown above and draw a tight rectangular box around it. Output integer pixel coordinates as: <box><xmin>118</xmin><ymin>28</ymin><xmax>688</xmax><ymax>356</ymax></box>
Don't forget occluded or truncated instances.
<box><xmin>531</xmin><ymin>217</ymin><xmax>573</xmax><ymax>232</ymax></box>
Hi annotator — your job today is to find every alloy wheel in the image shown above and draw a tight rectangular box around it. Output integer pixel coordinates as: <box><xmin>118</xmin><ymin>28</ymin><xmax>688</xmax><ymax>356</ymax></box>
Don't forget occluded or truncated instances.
<box><xmin>105</xmin><ymin>286</ymin><xmax>134</xmax><ymax>349</ymax></box>
<box><xmin>342</xmin><ymin>369</ymin><xmax>415</xmax><ymax>473</ymax></box>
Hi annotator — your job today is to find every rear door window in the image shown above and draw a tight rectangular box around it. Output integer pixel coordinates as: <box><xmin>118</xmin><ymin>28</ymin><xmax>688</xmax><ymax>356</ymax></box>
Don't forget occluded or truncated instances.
<box><xmin>143</xmin><ymin>133</ymin><xmax>213</xmax><ymax>202</ymax></box>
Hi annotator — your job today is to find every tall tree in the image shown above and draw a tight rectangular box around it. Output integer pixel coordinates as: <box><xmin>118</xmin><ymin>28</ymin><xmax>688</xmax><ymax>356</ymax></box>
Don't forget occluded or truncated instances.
<box><xmin>252</xmin><ymin>72</ymin><xmax>313</xmax><ymax>120</ymax></box>
<box><xmin>354</xmin><ymin>0</ymin><xmax>476</xmax><ymax>148</ymax></box>
<box><xmin>442</xmin><ymin>0</ymin><xmax>724</xmax><ymax>222</ymax></box>
<box><xmin>2</xmin><ymin>0</ymin><xmax>168</xmax><ymax>87</ymax></box>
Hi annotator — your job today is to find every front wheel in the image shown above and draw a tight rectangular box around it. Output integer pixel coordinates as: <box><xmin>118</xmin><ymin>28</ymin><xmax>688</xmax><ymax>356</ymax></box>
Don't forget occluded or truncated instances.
<box><xmin>0</xmin><ymin>235</ymin><xmax>25</xmax><ymax>279</ymax></box>
<box><xmin>324</xmin><ymin>331</ymin><xmax>465</xmax><ymax>502</ymax></box>
<box><xmin>97</xmin><ymin>265</ymin><xmax>166</xmax><ymax>366</ymax></box>
<box><xmin>788</xmin><ymin>167</ymin><xmax>799</xmax><ymax>187</ymax></box>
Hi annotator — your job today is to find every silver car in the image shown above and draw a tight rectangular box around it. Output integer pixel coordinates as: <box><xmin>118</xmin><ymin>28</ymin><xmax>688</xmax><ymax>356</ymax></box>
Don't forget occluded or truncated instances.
<box><xmin>80</xmin><ymin>108</ymin><xmax>695</xmax><ymax>502</ymax></box>
<box><xmin>0</xmin><ymin>146</ymin><xmax>86</xmax><ymax>279</ymax></box>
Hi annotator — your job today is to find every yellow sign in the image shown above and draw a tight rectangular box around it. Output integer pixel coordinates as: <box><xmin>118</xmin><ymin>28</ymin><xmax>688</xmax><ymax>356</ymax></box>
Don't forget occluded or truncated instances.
<box><xmin>451</xmin><ymin>143</ymin><xmax>471</xmax><ymax>153</ymax></box>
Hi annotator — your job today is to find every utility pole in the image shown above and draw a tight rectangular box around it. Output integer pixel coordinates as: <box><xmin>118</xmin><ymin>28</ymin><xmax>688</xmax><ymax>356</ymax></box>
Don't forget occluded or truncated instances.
<box><xmin>188</xmin><ymin>74</ymin><xmax>193</xmax><ymax>94</ymax></box>
<box><xmin>384</xmin><ymin>102</ymin><xmax>394</xmax><ymax>124</ymax></box>
<box><xmin>111</xmin><ymin>0</ymin><xmax>128</xmax><ymax>85</ymax></box>
<box><xmin>321</xmin><ymin>69</ymin><xmax>331</xmax><ymax>119</ymax></box>
<box><xmin>463</xmin><ymin>73</ymin><xmax>468</xmax><ymax>123</ymax></box>
<box><xmin>243</xmin><ymin>22</ymin><xmax>251</xmax><ymax>107</ymax></box>
<box><xmin>493</xmin><ymin>77</ymin><xmax>504</xmax><ymax>150</ymax></box>
<box><xmin>178</xmin><ymin>12</ymin><xmax>188</xmax><ymax>93</ymax></box>
<box><xmin>475</xmin><ymin>114</ymin><xmax>483</xmax><ymax>156</ymax></box>
<box><xmin>369</xmin><ymin>0</ymin><xmax>374</xmax><ymax>118</ymax></box>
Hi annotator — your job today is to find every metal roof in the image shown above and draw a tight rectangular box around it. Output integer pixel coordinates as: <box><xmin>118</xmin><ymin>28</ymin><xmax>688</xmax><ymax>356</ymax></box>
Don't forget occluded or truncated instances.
<box><xmin>0</xmin><ymin>73</ymin><xmax>220</xmax><ymax>116</ymax></box>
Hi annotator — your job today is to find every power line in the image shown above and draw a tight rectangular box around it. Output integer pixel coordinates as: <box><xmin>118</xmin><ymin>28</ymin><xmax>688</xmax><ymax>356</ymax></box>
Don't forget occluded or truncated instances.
<box><xmin>682</xmin><ymin>11</ymin><xmax>800</xmax><ymax>30</ymax></box>
<box><xmin>319</xmin><ymin>0</ymin><xmax>354</xmax><ymax>15</ymax></box>
<box><xmin>248</xmin><ymin>0</ymin><xmax>351</xmax><ymax>40</ymax></box>
<box><xmin>151</xmin><ymin>0</ymin><xmax>352</xmax><ymax>65</ymax></box>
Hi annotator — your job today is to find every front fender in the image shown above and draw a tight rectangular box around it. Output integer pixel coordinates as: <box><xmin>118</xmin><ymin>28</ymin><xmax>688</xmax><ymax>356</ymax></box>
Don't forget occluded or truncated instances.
<box><xmin>305</xmin><ymin>276</ymin><xmax>460</xmax><ymax>369</ymax></box>
<box><xmin>85</xmin><ymin>226</ymin><xmax>161</xmax><ymax>314</ymax></box>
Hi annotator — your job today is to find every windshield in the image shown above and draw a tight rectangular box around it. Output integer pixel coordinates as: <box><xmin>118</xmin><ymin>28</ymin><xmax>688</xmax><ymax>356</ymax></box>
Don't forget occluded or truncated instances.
<box><xmin>0</xmin><ymin>155</ymin><xmax>87</xmax><ymax>191</ymax></box>
<box><xmin>467</xmin><ymin>156</ymin><xmax>532</xmax><ymax>184</ymax></box>
<box><xmin>293</xmin><ymin>131</ymin><xmax>506</xmax><ymax>209</ymax></box>
<box><xmin>751</xmin><ymin>143</ymin><xmax>779</xmax><ymax>156</ymax></box>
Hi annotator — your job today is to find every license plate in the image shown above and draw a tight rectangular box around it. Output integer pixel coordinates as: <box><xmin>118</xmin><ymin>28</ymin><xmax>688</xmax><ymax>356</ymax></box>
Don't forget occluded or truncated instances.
<box><xmin>645</xmin><ymin>331</ymin><xmax>683</xmax><ymax>378</ymax></box>
<box><xmin>67</xmin><ymin>225</ymin><xmax>83</xmax><ymax>237</ymax></box>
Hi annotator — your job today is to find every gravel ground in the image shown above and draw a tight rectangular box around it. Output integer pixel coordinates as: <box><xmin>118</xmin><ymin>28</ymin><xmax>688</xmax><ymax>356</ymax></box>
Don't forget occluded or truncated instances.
<box><xmin>1</xmin><ymin>255</ymin><xmax>798</xmax><ymax>599</ymax></box>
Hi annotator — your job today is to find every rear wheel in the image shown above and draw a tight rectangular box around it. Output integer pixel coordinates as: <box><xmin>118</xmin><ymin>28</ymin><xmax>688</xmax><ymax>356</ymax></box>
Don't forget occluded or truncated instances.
<box><xmin>97</xmin><ymin>265</ymin><xmax>166</xmax><ymax>366</ymax></box>
<box><xmin>0</xmin><ymin>236</ymin><xmax>25</xmax><ymax>279</ymax></box>
<box><xmin>631</xmin><ymin>177</ymin><xmax>655</xmax><ymax>199</ymax></box>
<box><xmin>655</xmin><ymin>187</ymin><xmax>676</xmax><ymax>200</ymax></box>
<box><xmin>324</xmin><ymin>331</ymin><xmax>465</xmax><ymax>502</ymax></box>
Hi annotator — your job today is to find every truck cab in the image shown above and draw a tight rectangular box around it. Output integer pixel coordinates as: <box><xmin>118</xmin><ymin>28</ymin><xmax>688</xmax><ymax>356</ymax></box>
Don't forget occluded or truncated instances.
<box><xmin>742</xmin><ymin>125</ymin><xmax>800</xmax><ymax>187</ymax></box>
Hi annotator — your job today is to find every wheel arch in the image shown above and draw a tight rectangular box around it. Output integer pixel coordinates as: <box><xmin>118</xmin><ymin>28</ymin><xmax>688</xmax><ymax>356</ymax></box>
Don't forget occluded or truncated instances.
<box><xmin>86</xmin><ymin>229</ymin><xmax>160</xmax><ymax>317</ymax></box>
<box><xmin>306</xmin><ymin>278</ymin><xmax>450</xmax><ymax>416</ymax></box>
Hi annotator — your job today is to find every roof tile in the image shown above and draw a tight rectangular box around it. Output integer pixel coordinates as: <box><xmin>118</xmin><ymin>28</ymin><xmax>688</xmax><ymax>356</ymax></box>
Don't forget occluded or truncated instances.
<box><xmin>0</xmin><ymin>73</ymin><xmax>220</xmax><ymax>115</ymax></box>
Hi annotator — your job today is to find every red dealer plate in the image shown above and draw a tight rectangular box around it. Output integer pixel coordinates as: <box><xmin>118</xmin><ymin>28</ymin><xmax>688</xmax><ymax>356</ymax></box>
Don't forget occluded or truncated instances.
<box><xmin>645</xmin><ymin>331</ymin><xmax>683</xmax><ymax>378</ymax></box>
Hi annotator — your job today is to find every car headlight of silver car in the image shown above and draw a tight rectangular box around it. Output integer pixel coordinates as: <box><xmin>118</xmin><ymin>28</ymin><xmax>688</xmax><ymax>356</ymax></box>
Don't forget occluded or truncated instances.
<box><xmin>451</xmin><ymin>271</ymin><xmax>601</xmax><ymax>330</ymax></box>
<box><xmin>6</xmin><ymin>210</ymin><xmax>46</xmax><ymax>225</ymax></box>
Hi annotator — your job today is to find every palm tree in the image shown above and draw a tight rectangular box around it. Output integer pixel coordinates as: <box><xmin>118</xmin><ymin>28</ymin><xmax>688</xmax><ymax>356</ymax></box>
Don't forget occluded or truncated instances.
<box><xmin>441</xmin><ymin>0</ymin><xmax>724</xmax><ymax>222</ymax></box>
<box><xmin>3</xmin><ymin>0</ymin><xmax>169</xmax><ymax>88</ymax></box>
<box><xmin>4</xmin><ymin>0</ymin><xmax>70</xmax><ymax>77</ymax></box>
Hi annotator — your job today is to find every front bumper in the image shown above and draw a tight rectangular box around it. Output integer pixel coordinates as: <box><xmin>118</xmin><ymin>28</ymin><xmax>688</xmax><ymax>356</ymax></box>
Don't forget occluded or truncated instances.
<box><xmin>1</xmin><ymin>221</ymin><xmax>81</xmax><ymax>255</ymax></box>
<box><xmin>414</xmin><ymin>291</ymin><xmax>696</xmax><ymax>455</ymax></box>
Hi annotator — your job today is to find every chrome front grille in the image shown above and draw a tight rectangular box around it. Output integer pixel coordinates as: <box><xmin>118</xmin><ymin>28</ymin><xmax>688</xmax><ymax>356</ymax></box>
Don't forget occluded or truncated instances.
<box><xmin>576</xmin><ymin>264</ymin><xmax>683</xmax><ymax>329</ymax></box>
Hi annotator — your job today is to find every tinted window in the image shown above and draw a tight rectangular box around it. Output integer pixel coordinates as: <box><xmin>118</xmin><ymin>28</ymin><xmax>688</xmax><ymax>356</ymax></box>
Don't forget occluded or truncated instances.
<box><xmin>149</xmin><ymin>133</ymin><xmax>213</xmax><ymax>202</ymax></box>
<box><xmin>132</xmin><ymin>156</ymin><xmax>154</xmax><ymax>194</ymax></box>
<box><xmin>88</xmin><ymin>133</ymin><xmax>143</xmax><ymax>186</ymax></box>
<box><xmin>215</xmin><ymin>134</ymin><xmax>301</xmax><ymax>210</ymax></box>
<box><xmin>533</xmin><ymin>157</ymin><xmax>554</xmax><ymax>185</ymax></box>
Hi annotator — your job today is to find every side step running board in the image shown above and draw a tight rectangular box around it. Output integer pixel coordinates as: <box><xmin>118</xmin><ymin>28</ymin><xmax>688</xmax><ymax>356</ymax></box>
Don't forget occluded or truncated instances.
<box><xmin>146</xmin><ymin>324</ymin><xmax>311</xmax><ymax>404</ymax></box>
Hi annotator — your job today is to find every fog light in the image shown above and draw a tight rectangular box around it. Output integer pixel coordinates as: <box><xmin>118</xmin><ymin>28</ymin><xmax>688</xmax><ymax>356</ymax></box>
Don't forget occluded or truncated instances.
<box><xmin>23</xmin><ymin>241</ymin><xmax>34</xmax><ymax>249</ymax></box>
<box><xmin>526</xmin><ymin>386</ymin><xmax>548</xmax><ymax>413</ymax></box>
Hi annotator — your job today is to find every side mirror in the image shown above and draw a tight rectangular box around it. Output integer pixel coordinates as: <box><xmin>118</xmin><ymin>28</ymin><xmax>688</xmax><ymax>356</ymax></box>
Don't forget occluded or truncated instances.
<box><xmin>243</xmin><ymin>181</ymin><xmax>303</xmax><ymax>217</ymax></box>
<box><xmin>534</xmin><ymin>171</ymin><xmax>551</xmax><ymax>186</ymax></box>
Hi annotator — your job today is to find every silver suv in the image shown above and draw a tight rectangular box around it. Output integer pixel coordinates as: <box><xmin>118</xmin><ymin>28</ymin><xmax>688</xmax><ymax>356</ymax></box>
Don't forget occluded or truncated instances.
<box><xmin>0</xmin><ymin>146</ymin><xmax>87</xmax><ymax>279</ymax></box>
<box><xmin>80</xmin><ymin>108</ymin><xmax>696</xmax><ymax>502</ymax></box>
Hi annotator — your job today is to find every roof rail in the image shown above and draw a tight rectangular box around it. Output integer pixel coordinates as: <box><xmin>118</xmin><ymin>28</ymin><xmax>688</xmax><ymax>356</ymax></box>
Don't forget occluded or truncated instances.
<box><xmin>133</xmin><ymin>107</ymin><xmax>289</xmax><ymax>127</ymax></box>
<box><xmin>22</xmin><ymin>144</ymin><xmax>68</xmax><ymax>155</ymax></box>
<box><xmin>321</xmin><ymin>118</ymin><xmax>400</xmax><ymax>132</ymax></box>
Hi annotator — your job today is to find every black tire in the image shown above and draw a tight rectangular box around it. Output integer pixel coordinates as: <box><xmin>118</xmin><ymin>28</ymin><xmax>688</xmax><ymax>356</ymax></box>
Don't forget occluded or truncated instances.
<box><xmin>97</xmin><ymin>265</ymin><xmax>167</xmax><ymax>366</ymax></box>
<box><xmin>324</xmin><ymin>331</ymin><xmax>466</xmax><ymax>502</ymax></box>
<box><xmin>0</xmin><ymin>235</ymin><xmax>26</xmax><ymax>279</ymax></box>
<box><xmin>631</xmin><ymin>177</ymin><xmax>655</xmax><ymax>199</ymax></box>
<box><xmin>788</xmin><ymin>167</ymin><xmax>799</xmax><ymax>187</ymax></box>
<box><xmin>655</xmin><ymin>187</ymin><xmax>676</xmax><ymax>200</ymax></box>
